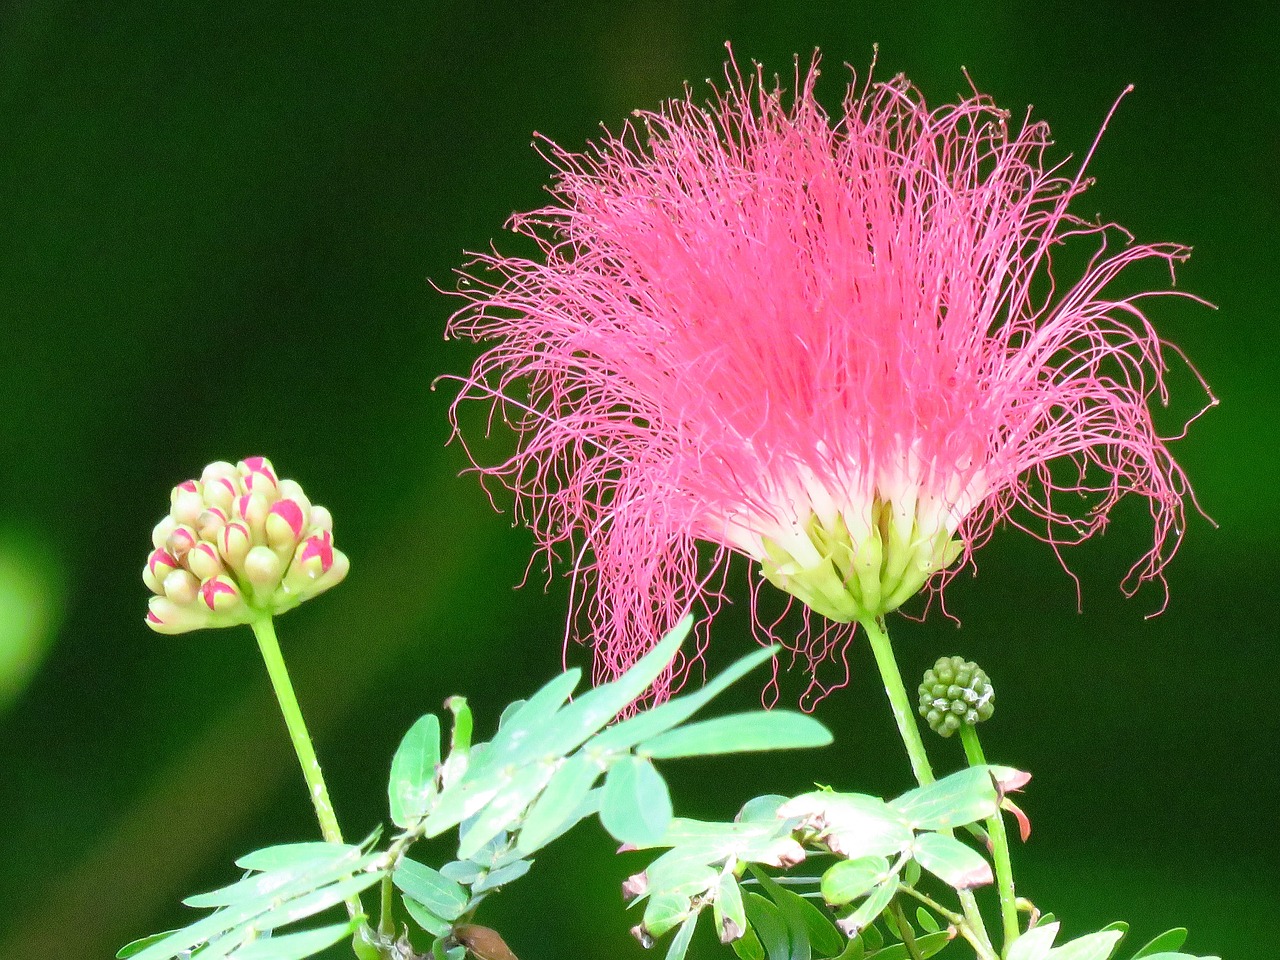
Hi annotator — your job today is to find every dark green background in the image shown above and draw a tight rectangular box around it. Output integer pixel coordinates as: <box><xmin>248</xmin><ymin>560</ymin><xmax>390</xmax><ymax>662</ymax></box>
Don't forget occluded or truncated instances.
<box><xmin>0</xmin><ymin>2</ymin><xmax>1274</xmax><ymax>958</ymax></box>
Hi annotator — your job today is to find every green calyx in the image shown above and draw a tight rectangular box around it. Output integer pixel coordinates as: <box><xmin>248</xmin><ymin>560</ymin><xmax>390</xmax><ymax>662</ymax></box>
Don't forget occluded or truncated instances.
<box><xmin>757</xmin><ymin>496</ymin><xmax>964</xmax><ymax>623</ymax></box>
<box><xmin>917</xmin><ymin>655</ymin><xmax>994</xmax><ymax>737</ymax></box>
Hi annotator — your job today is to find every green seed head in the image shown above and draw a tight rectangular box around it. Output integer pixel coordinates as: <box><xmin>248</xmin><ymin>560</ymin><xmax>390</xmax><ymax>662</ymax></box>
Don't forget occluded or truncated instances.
<box><xmin>918</xmin><ymin>655</ymin><xmax>994</xmax><ymax>737</ymax></box>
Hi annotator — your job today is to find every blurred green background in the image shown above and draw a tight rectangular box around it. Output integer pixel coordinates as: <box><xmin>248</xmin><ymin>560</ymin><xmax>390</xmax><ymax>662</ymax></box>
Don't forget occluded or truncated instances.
<box><xmin>0</xmin><ymin>1</ymin><xmax>1274</xmax><ymax>958</ymax></box>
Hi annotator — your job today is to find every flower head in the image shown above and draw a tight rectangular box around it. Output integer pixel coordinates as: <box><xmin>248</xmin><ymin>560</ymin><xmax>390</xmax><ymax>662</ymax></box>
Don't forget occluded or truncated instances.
<box><xmin>144</xmin><ymin>457</ymin><xmax>348</xmax><ymax>634</ymax></box>
<box><xmin>449</xmin><ymin>53</ymin><xmax>1209</xmax><ymax>704</ymax></box>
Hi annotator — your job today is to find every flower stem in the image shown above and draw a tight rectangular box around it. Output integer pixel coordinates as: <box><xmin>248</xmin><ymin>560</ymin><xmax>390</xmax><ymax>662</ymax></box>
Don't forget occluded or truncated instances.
<box><xmin>860</xmin><ymin>616</ymin><xmax>935</xmax><ymax>785</ymax></box>
<box><xmin>860</xmin><ymin>616</ymin><xmax>994</xmax><ymax>956</ymax></box>
<box><xmin>251</xmin><ymin>616</ymin><xmax>346</xmax><ymax>845</ymax></box>
<box><xmin>961</xmin><ymin>723</ymin><xmax>1019</xmax><ymax>952</ymax></box>
<box><xmin>250</xmin><ymin>615</ymin><xmax>377</xmax><ymax>959</ymax></box>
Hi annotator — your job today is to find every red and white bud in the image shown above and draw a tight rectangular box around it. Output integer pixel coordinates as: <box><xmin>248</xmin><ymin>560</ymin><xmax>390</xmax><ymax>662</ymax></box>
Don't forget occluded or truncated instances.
<box><xmin>163</xmin><ymin>569</ymin><xmax>200</xmax><ymax>605</ymax></box>
<box><xmin>186</xmin><ymin>542</ymin><xmax>225</xmax><ymax>581</ymax></box>
<box><xmin>266</xmin><ymin>499</ymin><xmax>306</xmax><ymax>550</ymax></box>
<box><xmin>236</xmin><ymin>493</ymin><xmax>270</xmax><ymax>541</ymax></box>
<box><xmin>244</xmin><ymin>545</ymin><xmax>283</xmax><ymax>591</ymax></box>
<box><xmin>152</xmin><ymin>515</ymin><xmax>178</xmax><ymax>551</ymax></box>
<box><xmin>218</xmin><ymin>521</ymin><xmax>252</xmax><ymax>570</ymax></box>
<box><xmin>170</xmin><ymin>481</ymin><xmax>205</xmax><ymax>525</ymax></box>
<box><xmin>147</xmin><ymin>596</ymin><xmax>210</xmax><ymax>635</ymax></box>
<box><xmin>308</xmin><ymin>505</ymin><xmax>333</xmax><ymax>534</ymax></box>
<box><xmin>165</xmin><ymin>525</ymin><xmax>198</xmax><ymax>562</ymax></box>
<box><xmin>199</xmin><ymin>575</ymin><xmax>242</xmax><ymax>613</ymax></box>
<box><xmin>144</xmin><ymin>548</ymin><xmax>179</xmax><ymax>594</ymax></box>
<box><xmin>196</xmin><ymin>507</ymin><xmax>228</xmax><ymax>542</ymax></box>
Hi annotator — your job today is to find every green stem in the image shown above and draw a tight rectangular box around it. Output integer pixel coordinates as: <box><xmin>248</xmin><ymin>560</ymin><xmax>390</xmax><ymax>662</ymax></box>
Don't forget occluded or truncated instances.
<box><xmin>860</xmin><ymin>616</ymin><xmax>935</xmax><ymax>786</ymax></box>
<box><xmin>250</xmin><ymin>616</ymin><xmax>378</xmax><ymax>960</ymax></box>
<box><xmin>890</xmin><ymin>901</ymin><xmax>924</xmax><ymax>960</ymax></box>
<box><xmin>860</xmin><ymin>617</ymin><xmax>994</xmax><ymax>957</ymax></box>
<box><xmin>898</xmin><ymin>885</ymin><xmax>1000</xmax><ymax>960</ymax></box>
<box><xmin>961</xmin><ymin>723</ymin><xmax>1019</xmax><ymax>952</ymax></box>
<box><xmin>378</xmin><ymin>874</ymin><xmax>396</xmax><ymax>940</ymax></box>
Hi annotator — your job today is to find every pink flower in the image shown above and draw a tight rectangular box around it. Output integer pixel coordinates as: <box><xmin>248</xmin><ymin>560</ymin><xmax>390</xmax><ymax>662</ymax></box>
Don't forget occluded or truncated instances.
<box><xmin>448</xmin><ymin>53</ymin><xmax>1211</xmax><ymax>706</ymax></box>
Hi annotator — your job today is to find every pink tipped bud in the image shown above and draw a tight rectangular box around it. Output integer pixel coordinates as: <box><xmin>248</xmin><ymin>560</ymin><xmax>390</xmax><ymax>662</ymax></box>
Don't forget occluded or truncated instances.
<box><xmin>218</xmin><ymin>521</ymin><xmax>252</xmax><ymax>569</ymax></box>
<box><xmin>266</xmin><ymin>499</ymin><xmax>306</xmax><ymax>548</ymax></box>
<box><xmin>242</xmin><ymin>468</ymin><xmax>279</xmax><ymax>500</ymax></box>
<box><xmin>307</xmin><ymin>505</ymin><xmax>333</xmax><ymax>533</ymax></box>
<box><xmin>165</xmin><ymin>525</ymin><xmax>198</xmax><ymax>561</ymax></box>
<box><xmin>196</xmin><ymin>506</ymin><xmax>228</xmax><ymax>542</ymax></box>
<box><xmin>163</xmin><ymin>568</ymin><xmax>200</xmax><ymax>605</ymax></box>
<box><xmin>152</xmin><ymin>515</ymin><xmax>178</xmax><ymax>551</ymax></box>
<box><xmin>170</xmin><ymin>481</ymin><xmax>205</xmax><ymax>524</ymax></box>
<box><xmin>295</xmin><ymin>531</ymin><xmax>334</xmax><ymax>578</ymax></box>
<box><xmin>277</xmin><ymin>479</ymin><xmax>312</xmax><ymax>514</ymax></box>
<box><xmin>187</xmin><ymin>541</ymin><xmax>225</xmax><ymax>580</ymax></box>
<box><xmin>244</xmin><ymin>545</ymin><xmax>283</xmax><ymax>590</ymax></box>
<box><xmin>199</xmin><ymin>575</ymin><xmax>242</xmax><ymax>613</ymax></box>
<box><xmin>204</xmin><ymin>475</ymin><xmax>238</xmax><ymax>512</ymax></box>
<box><xmin>146</xmin><ymin>595</ymin><xmax>210</xmax><ymax>635</ymax></box>
<box><xmin>144</xmin><ymin>549</ymin><xmax>179</xmax><ymax>594</ymax></box>
<box><xmin>235</xmin><ymin>493</ymin><xmax>270</xmax><ymax>539</ymax></box>
<box><xmin>201</xmin><ymin>461</ymin><xmax>238</xmax><ymax>484</ymax></box>
<box><xmin>239</xmin><ymin>456</ymin><xmax>278</xmax><ymax>486</ymax></box>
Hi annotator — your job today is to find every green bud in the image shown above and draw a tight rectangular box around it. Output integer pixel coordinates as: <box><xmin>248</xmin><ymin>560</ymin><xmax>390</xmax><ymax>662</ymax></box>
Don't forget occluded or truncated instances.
<box><xmin>917</xmin><ymin>655</ymin><xmax>994</xmax><ymax>737</ymax></box>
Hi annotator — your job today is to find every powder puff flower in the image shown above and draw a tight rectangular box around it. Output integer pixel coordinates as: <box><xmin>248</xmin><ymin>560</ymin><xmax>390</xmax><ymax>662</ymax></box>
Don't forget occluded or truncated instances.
<box><xmin>448</xmin><ymin>53</ymin><xmax>1210</xmax><ymax>704</ymax></box>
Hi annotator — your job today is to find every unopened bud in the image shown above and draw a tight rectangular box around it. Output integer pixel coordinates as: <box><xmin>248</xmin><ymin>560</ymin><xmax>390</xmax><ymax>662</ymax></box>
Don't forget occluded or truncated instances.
<box><xmin>143</xmin><ymin>457</ymin><xmax>349</xmax><ymax>635</ymax></box>
<box><xmin>918</xmin><ymin>656</ymin><xmax>994</xmax><ymax>737</ymax></box>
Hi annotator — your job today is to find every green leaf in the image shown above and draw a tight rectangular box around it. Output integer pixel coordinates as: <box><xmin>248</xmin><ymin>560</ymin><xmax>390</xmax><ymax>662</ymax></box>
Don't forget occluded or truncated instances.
<box><xmin>644</xmin><ymin>892</ymin><xmax>695</xmax><ymax>939</ymax></box>
<box><xmin>868</xmin><ymin>931</ymin><xmax>951</xmax><ymax>960</ymax></box>
<box><xmin>245</xmin><ymin>871</ymin><xmax>385</xmax><ymax>934</ymax></box>
<box><xmin>749</xmin><ymin>866</ymin><xmax>841</xmax><ymax>959</ymax></box>
<box><xmin>665</xmin><ymin>915</ymin><xmax>700</xmax><ymax>960</ymax></box>
<box><xmin>739</xmin><ymin>795</ymin><xmax>790</xmax><ymax>822</ymax></box>
<box><xmin>1132</xmin><ymin>930</ymin><xmax>1188</xmax><ymax>958</ymax></box>
<box><xmin>516</xmin><ymin>754</ymin><xmax>603</xmax><ymax>855</ymax></box>
<box><xmin>129</xmin><ymin>852</ymin><xmax>385</xmax><ymax>960</ymax></box>
<box><xmin>641</xmin><ymin>711</ymin><xmax>832</xmax><ymax>759</ymax></box>
<box><xmin>747</xmin><ymin>868</ymin><xmax>810</xmax><ymax>960</ymax></box>
<box><xmin>389</xmin><ymin>714</ymin><xmax>441</xmax><ymax>828</ymax></box>
<box><xmin>732</xmin><ymin>925</ymin><xmax>767</xmax><ymax>960</ymax></box>
<box><xmin>1005</xmin><ymin>921</ymin><xmax>1060</xmax><ymax>960</ymax></box>
<box><xmin>487</xmin><ymin>668</ymin><xmax>581</xmax><ymax>759</ymax></box>
<box><xmin>1047</xmin><ymin>930</ymin><xmax>1124</xmax><ymax>960</ymax></box>
<box><xmin>117</xmin><ymin>932</ymin><xmax>179</xmax><ymax>959</ymax></box>
<box><xmin>235</xmin><ymin>842</ymin><xmax>362</xmax><ymax>873</ymax></box>
<box><xmin>912</xmin><ymin>833</ymin><xmax>993</xmax><ymax>889</ymax></box>
<box><xmin>457</xmin><ymin>761</ymin><xmax>555</xmax><ymax>859</ymax></box>
<box><xmin>230</xmin><ymin>920</ymin><xmax>357</xmax><ymax>960</ymax></box>
<box><xmin>601</xmin><ymin>755</ymin><xmax>673</xmax><ymax>845</ymax></box>
<box><xmin>590</xmin><ymin>644</ymin><xmax>780</xmax><ymax>753</ymax></box>
<box><xmin>744</xmin><ymin>892</ymin><xmax>791</xmax><ymax>960</ymax></box>
<box><xmin>890</xmin><ymin>767</ymin><xmax>1003</xmax><ymax>831</ymax></box>
<box><xmin>836</xmin><ymin>878</ymin><xmax>897</xmax><ymax>938</ymax></box>
<box><xmin>821</xmin><ymin>857</ymin><xmax>890</xmax><ymax>906</ymax></box>
<box><xmin>714</xmin><ymin>873</ymin><xmax>748</xmax><ymax>944</ymax></box>
<box><xmin>472</xmin><ymin>858</ymin><xmax>532</xmax><ymax>894</ymax></box>
<box><xmin>392</xmin><ymin>858</ymin><xmax>468</xmax><ymax>922</ymax></box>
<box><xmin>402</xmin><ymin>896</ymin><xmax>451</xmax><ymax>938</ymax></box>
<box><xmin>1138</xmin><ymin>955</ymin><xmax>1220</xmax><ymax>960</ymax></box>
<box><xmin>915</xmin><ymin>908</ymin><xmax>940</xmax><ymax>934</ymax></box>
<box><xmin>782</xmin><ymin>792</ymin><xmax>913</xmax><ymax>860</ymax></box>
<box><xmin>543</xmin><ymin>616</ymin><xmax>693</xmax><ymax>756</ymax></box>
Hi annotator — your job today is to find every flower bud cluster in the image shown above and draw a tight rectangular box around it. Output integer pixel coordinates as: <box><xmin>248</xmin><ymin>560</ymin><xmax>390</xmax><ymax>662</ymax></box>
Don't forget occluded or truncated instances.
<box><xmin>917</xmin><ymin>655</ymin><xmax>994</xmax><ymax>737</ymax></box>
<box><xmin>144</xmin><ymin>457</ymin><xmax>348</xmax><ymax>634</ymax></box>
